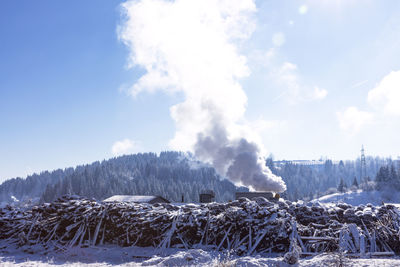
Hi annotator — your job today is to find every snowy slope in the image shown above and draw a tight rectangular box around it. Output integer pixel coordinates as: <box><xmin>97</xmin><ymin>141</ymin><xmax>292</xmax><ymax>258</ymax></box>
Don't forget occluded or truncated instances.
<box><xmin>313</xmin><ymin>189</ymin><xmax>400</xmax><ymax>206</ymax></box>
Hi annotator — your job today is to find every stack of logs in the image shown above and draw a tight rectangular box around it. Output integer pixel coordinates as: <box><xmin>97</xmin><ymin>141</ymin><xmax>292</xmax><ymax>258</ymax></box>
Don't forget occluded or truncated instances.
<box><xmin>0</xmin><ymin>195</ymin><xmax>399</xmax><ymax>256</ymax></box>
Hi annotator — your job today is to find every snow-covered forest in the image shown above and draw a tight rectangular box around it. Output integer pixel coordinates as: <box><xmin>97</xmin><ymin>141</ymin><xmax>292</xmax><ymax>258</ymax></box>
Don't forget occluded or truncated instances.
<box><xmin>0</xmin><ymin>151</ymin><xmax>396</xmax><ymax>205</ymax></box>
<box><xmin>0</xmin><ymin>152</ymin><xmax>238</xmax><ymax>204</ymax></box>
<box><xmin>268</xmin><ymin>156</ymin><xmax>395</xmax><ymax>201</ymax></box>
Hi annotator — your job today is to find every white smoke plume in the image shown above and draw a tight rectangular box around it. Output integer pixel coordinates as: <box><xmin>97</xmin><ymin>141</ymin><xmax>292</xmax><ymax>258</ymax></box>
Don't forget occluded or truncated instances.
<box><xmin>119</xmin><ymin>0</ymin><xmax>286</xmax><ymax>192</ymax></box>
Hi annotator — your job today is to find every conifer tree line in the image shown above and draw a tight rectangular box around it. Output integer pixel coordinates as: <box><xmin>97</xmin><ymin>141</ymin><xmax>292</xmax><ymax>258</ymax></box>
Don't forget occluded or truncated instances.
<box><xmin>375</xmin><ymin>163</ymin><xmax>400</xmax><ymax>191</ymax></box>
<box><xmin>0</xmin><ymin>152</ymin><xmax>237</xmax><ymax>203</ymax></box>
<box><xmin>267</xmin><ymin>156</ymin><xmax>392</xmax><ymax>201</ymax></box>
<box><xmin>0</xmin><ymin>152</ymin><xmax>394</xmax><ymax>204</ymax></box>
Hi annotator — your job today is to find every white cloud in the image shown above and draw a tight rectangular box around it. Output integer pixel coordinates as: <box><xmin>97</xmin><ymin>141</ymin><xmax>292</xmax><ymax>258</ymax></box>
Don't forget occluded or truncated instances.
<box><xmin>250</xmin><ymin>49</ymin><xmax>327</xmax><ymax>104</ymax></box>
<box><xmin>336</xmin><ymin>71</ymin><xmax>400</xmax><ymax>135</ymax></box>
<box><xmin>368</xmin><ymin>70</ymin><xmax>400</xmax><ymax>116</ymax></box>
<box><xmin>311</xmin><ymin>86</ymin><xmax>328</xmax><ymax>100</ymax></box>
<box><xmin>298</xmin><ymin>5</ymin><xmax>308</xmax><ymax>15</ymax></box>
<box><xmin>277</xmin><ymin>62</ymin><xmax>298</xmax><ymax>88</ymax></box>
<box><xmin>272</xmin><ymin>62</ymin><xmax>327</xmax><ymax>103</ymax></box>
<box><xmin>111</xmin><ymin>139</ymin><xmax>139</xmax><ymax>156</ymax></box>
<box><xmin>272</xmin><ymin>32</ymin><xmax>285</xmax><ymax>47</ymax></box>
<box><xmin>248</xmin><ymin>48</ymin><xmax>276</xmax><ymax>68</ymax></box>
<box><xmin>249</xmin><ymin>118</ymin><xmax>287</xmax><ymax>134</ymax></box>
<box><xmin>337</xmin><ymin>107</ymin><xmax>374</xmax><ymax>135</ymax></box>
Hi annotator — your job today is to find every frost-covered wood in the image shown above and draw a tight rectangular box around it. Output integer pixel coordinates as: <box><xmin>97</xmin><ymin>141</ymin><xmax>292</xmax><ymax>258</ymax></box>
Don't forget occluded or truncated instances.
<box><xmin>0</xmin><ymin>195</ymin><xmax>400</xmax><ymax>256</ymax></box>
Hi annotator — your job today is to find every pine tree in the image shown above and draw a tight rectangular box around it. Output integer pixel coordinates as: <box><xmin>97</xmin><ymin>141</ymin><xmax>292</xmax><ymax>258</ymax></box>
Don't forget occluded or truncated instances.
<box><xmin>352</xmin><ymin>177</ymin><xmax>359</xmax><ymax>188</ymax></box>
<box><xmin>376</xmin><ymin>165</ymin><xmax>390</xmax><ymax>191</ymax></box>
<box><xmin>265</xmin><ymin>155</ymin><xmax>275</xmax><ymax>173</ymax></box>
<box><xmin>338</xmin><ymin>178</ymin><xmax>346</xmax><ymax>193</ymax></box>
<box><xmin>390</xmin><ymin>165</ymin><xmax>398</xmax><ymax>182</ymax></box>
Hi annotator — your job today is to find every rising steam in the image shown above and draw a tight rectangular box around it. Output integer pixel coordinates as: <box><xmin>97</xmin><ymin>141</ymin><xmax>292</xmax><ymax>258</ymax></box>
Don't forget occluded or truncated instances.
<box><xmin>119</xmin><ymin>0</ymin><xmax>286</xmax><ymax>192</ymax></box>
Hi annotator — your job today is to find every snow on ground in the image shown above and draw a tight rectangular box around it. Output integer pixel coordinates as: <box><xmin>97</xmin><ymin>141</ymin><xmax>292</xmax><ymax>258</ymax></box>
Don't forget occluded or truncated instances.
<box><xmin>103</xmin><ymin>195</ymin><xmax>158</xmax><ymax>203</ymax></box>
<box><xmin>312</xmin><ymin>189</ymin><xmax>400</xmax><ymax>207</ymax></box>
<box><xmin>1</xmin><ymin>241</ymin><xmax>400</xmax><ymax>267</ymax></box>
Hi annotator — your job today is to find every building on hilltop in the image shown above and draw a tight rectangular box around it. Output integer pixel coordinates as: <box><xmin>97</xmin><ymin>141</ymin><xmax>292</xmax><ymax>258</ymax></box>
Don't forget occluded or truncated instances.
<box><xmin>273</xmin><ymin>159</ymin><xmax>327</xmax><ymax>166</ymax></box>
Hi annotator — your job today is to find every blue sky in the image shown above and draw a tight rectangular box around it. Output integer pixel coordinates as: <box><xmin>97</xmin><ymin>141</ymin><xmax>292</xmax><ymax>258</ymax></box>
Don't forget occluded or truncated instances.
<box><xmin>1</xmin><ymin>0</ymin><xmax>400</xmax><ymax>182</ymax></box>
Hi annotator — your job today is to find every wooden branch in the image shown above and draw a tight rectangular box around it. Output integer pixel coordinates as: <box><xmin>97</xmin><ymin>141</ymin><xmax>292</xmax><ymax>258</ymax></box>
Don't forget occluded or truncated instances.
<box><xmin>217</xmin><ymin>225</ymin><xmax>232</xmax><ymax>251</ymax></box>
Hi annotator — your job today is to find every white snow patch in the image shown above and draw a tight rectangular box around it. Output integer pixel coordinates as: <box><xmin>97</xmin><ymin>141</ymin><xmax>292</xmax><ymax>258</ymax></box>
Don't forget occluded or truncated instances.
<box><xmin>313</xmin><ymin>190</ymin><xmax>400</xmax><ymax>207</ymax></box>
<box><xmin>103</xmin><ymin>195</ymin><xmax>158</xmax><ymax>203</ymax></box>
<box><xmin>2</xmin><ymin>241</ymin><xmax>400</xmax><ymax>267</ymax></box>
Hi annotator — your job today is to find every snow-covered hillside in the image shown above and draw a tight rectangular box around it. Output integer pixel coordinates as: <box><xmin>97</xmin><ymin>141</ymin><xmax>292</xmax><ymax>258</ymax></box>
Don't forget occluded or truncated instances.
<box><xmin>0</xmin><ymin>152</ymin><xmax>238</xmax><ymax>204</ymax></box>
<box><xmin>313</xmin><ymin>190</ymin><xmax>400</xmax><ymax>207</ymax></box>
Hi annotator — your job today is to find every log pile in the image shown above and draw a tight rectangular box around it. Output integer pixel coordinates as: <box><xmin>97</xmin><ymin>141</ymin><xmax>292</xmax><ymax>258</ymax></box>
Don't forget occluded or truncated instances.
<box><xmin>1</xmin><ymin>195</ymin><xmax>400</xmax><ymax>256</ymax></box>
